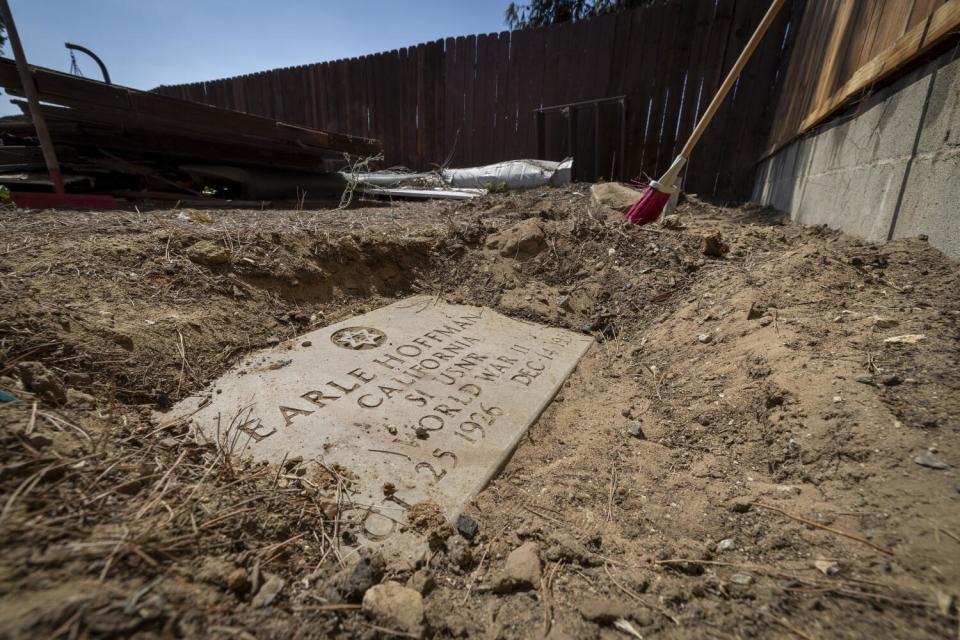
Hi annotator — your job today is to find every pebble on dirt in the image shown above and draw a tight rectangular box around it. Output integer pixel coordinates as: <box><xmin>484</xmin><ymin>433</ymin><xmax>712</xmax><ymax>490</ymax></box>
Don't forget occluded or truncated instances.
<box><xmin>914</xmin><ymin>450</ymin><xmax>950</xmax><ymax>470</ymax></box>
<box><xmin>494</xmin><ymin>541</ymin><xmax>542</xmax><ymax>593</ymax></box>
<box><xmin>456</xmin><ymin>514</ymin><xmax>480</xmax><ymax>541</ymax></box>
<box><xmin>186</xmin><ymin>240</ymin><xmax>231</xmax><ymax>266</ymax></box>
<box><xmin>700</xmin><ymin>230</ymin><xmax>729</xmax><ymax>258</ymax></box>
<box><xmin>251</xmin><ymin>574</ymin><xmax>285</xmax><ymax>608</ymax></box>
<box><xmin>730</xmin><ymin>572</ymin><xmax>753</xmax><ymax>585</ymax></box>
<box><xmin>446</xmin><ymin>536</ymin><xmax>475</xmax><ymax>570</ymax></box>
<box><xmin>485</xmin><ymin>218</ymin><xmax>546</xmax><ymax>260</ymax></box>
<box><xmin>406</xmin><ymin>569</ymin><xmax>436</xmax><ymax>596</ymax></box>
<box><xmin>227</xmin><ymin>568</ymin><xmax>250</xmax><ymax>595</ymax></box>
<box><xmin>362</xmin><ymin>581</ymin><xmax>424</xmax><ymax>637</ymax></box>
<box><xmin>627</xmin><ymin>420</ymin><xmax>646</xmax><ymax>439</ymax></box>
<box><xmin>323</xmin><ymin>554</ymin><xmax>385</xmax><ymax>603</ymax></box>
<box><xmin>718</xmin><ymin>538</ymin><xmax>737</xmax><ymax>551</ymax></box>
<box><xmin>16</xmin><ymin>361</ymin><xmax>67</xmax><ymax>405</ymax></box>
<box><xmin>66</xmin><ymin>388</ymin><xmax>97</xmax><ymax>407</ymax></box>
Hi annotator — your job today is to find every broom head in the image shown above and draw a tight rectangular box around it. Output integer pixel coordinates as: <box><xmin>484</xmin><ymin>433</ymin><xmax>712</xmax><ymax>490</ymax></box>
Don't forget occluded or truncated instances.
<box><xmin>624</xmin><ymin>183</ymin><xmax>670</xmax><ymax>225</ymax></box>
<box><xmin>624</xmin><ymin>155</ymin><xmax>686</xmax><ymax>225</ymax></box>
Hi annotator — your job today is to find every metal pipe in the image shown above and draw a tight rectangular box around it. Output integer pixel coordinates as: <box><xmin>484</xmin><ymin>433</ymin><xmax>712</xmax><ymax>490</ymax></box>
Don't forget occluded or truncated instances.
<box><xmin>534</xmin><ymin>95</ymin><xmax>627</xmax><ymax>114</ymax></box>
<box><xmin>0</xmin><ymin>0</ymin><xmax>64</xmax><ymax>194</ymax></box>
<box><xmin>65</xmin><ymin>42</ymin><xmax>111</xmax><ymax>84</ymax></box>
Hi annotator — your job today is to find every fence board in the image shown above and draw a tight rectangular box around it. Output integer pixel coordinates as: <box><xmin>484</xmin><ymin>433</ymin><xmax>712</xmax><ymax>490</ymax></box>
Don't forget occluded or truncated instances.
<box><xmin>682</xmin><ymin>0</ymin><xmax>731</xmax><ymax>194</ymax></box>
<box><xmin>638</xmin><ymin>1</ymin><xmax>675</xmax><ymax>177</ymax></box>
<box><xmin>492</xmin><ymin>32</ymin><xmax>510</xmax><ymax>164</ymax></box>
<box><xmin>462</xmin><ymin>36</ymin><xmax>477</xmax><ymax>164</ymax></box>
<box><xmin>622</xmin><ymin>4</ymin><xmax>654</xmax><ymax>180</ymax></box>
<box><xmin>474</xmin><ymin>34</ymin><xmax>494</xmax><ymax>165</ymax></box>
<box><xmin>448</xmin><ymin>38</ymin><xmax>466</xmax><ymax>166</ymax></box>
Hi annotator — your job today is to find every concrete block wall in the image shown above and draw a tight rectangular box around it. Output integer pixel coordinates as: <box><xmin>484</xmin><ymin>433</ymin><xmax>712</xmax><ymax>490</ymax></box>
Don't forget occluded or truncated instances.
<box><xmin>753</xmin><ymin>49</ymin><xmax>960</xmax><ymax>258</ymax></box>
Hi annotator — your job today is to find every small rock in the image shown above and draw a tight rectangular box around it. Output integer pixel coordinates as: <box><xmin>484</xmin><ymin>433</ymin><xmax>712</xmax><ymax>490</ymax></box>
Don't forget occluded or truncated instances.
<box><xmin>717</xmin><ymin>538</ymin><xmax>737</xmax><ymax>552</ymax></box>
<box><xmin>406</xmin><ymin>569</ymin><xmax>436</xmax><ymax>596</ymax></box>
<box><xmin>627</xmin><ymin>420</ymin><xmax>646</xmax><ymax>439</ymax></box>
<box><xmin>914</xmin><ymin>451</ymin><xmax>950</xmax><ymax>470</ymax></box>
<box><xmin>16</xmin><ymin>361</ymin><xmax>67</xmax><ymax>405</ymax></box>
<box><xmin>456</xmin><ymin>514</ymin><xmax>480</xmax><ymax>541</ymax></box>
<box><xmin>727</xmin><ymin>496</ymin><xmax>753</xmax><ymax>513</ymax></box>
<box><xmin>494</xmin><ymin>541</ymin><xmax>542</xmax><ymax>593</ymax></box>
<box><xmin>832</xmin><ymin>395</ymin><xmax>843</xmax><ymax>403</ymax></box>
<box><xmin>324</xmin><ymin>554</ymin><xmax>385</xmax><ymax>603</ymax></box>
<box><xmin>186</xmin><ymin>240</ymin><xmax>230</xmax><ymax>266</ymax></box>
<box><xmin>486</xmin><ymin>218</ymin><xmax>546</xmax><ymax>260</ymax></box>
<box><xmin>661</xmin><ymin>214</ymin><xmax>685</xmax><ymax>230</ymax></box>
<box><xmin>599</xmin><ymin>322</ymin><xmax>618</xmax><ymax>341</ymax></box>
<box><xmin>158</xmin><ymin>437</ymin><xmax>179</xmax><ymax>449</ymax></box>
<box><xmin>556</xmin><ymin>295</ymin><xmax>572</xmax><ymax>311</ymax></box>
<box><xmin>871</xmin><ymin>316</ymin><xmax>899</xmax><ymax>329</ymax></box>
<box><xmin>730</xmin><ymin>572</ymin><xmax>753</xmax><ymax>585</ymax></box>
<box><xmin>362</xmin><ymin>581</ymin><xmax>424</xmax><ymax>637</ymax></box>
<box><xmin>697</xmin><ymin>333</ymin><xmax>712</xmax><ymax>344</ymax></box>
<box><xmin>814</xmin><ymin>560</ymin><xmax>840</xmax><ymax>576</ymax></box>
<box><xmin>301</xmin><ymin>340</ymin><xmax>312</xmax><ymax>347</ymax></box>
<box><xmin>578</xmin><ymin>597</ymin><xmax>631</xmax><ymax>624</ymax></box>
<box><xmin>446</xmin><ymin>536</ymin><xmax>475</xmax><ymax>570</ymax></box>
<box><xmin>66</xmin><ymin>388</ymin><xmax>97</xmax><ymax>407</ymax></box>
<box><xmin>854</xmin><ymin>374</ymin><xmax>875</xmax><ymax>385</ymax></box>
<box><xmin>24</xmin><ymin>433</ymin><xmax>52</xmax><ymax>449</ymax></box>
<box><xmin>251</xmin><ymin>574</ymin><xmax>285</xmax><ymax>608</ymax></box>
<box><xmin>700</xmin><ymin>230</ymin><xmax>729</xmax><ymax>258</ymax></box>
<box><xmin>880</xmin><ymin>374</ymin><xmax>902</xmax><ymax>386</ymax></box>
<box><xmin>196</xmin><ymin>557</ymin><xmax>235</xmax><ymax>588</ymax></box>
<box><xmin>758</xmin><ymin>317</ymin><xmax>773</xmax><ymax>327</ymax></box>
<box><xmin>227</xmin><ymin>568</ymin><xmax>250</xmax><ymax>595</ymax></box>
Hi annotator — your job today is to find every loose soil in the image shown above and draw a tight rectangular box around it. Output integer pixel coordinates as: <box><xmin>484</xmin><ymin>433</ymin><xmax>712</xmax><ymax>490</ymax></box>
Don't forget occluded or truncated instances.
<box><xmin>0</xmin><ymin>187</ymin><xmax>957</xmax><ymax>639</ymax></box>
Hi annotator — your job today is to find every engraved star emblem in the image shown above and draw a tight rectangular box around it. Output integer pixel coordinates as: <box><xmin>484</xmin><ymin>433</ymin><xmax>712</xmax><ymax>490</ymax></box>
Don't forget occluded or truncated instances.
<box><xmin>331</xmin><ymin>326</ymin><xmax>386</xmax><ymax>350</ymax></box>
<box><xmin>338</xmin><ymin>328</ymin><xmax>381</xmax><ymax>348</ymax></box>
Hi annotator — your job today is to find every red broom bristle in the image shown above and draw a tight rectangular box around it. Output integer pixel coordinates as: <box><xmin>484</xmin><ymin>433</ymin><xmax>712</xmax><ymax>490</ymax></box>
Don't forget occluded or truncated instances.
<box><xmin>624</xmin><ymin>185</ymin><xmax>670</xmax><ymax>225</ymax></box>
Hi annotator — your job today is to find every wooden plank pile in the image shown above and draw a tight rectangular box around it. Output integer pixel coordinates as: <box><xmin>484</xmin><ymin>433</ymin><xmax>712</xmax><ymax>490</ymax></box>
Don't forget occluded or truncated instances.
<box><xmin>0</xmin><ymin>59</ymin><xmax>382</xmax><ymax>204</ymax></box>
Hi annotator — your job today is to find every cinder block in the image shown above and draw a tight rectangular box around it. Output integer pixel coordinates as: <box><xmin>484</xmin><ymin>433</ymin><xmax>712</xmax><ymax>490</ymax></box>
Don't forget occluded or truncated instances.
<box><xmin>751</xmin><ymin>48</ymin><xmax>959</xmax><ymax>257</ymax></box>
<box><xmin>892</xmin><ymin>150</ymin><xmax>960</xmax><ymax>256</ymax></box>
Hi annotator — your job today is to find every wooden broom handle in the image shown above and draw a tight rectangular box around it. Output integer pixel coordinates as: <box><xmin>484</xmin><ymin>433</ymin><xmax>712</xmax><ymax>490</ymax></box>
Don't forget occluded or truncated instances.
<box><xmin>680</xmin><ymin>0</ymin><xmax>786</xmax><ymax>159</ymax></box>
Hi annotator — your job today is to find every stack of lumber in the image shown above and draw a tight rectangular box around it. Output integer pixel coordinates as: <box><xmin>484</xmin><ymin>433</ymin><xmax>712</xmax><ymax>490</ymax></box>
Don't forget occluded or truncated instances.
<box><xmin>0</xmin><ymin>59</ymin><xmax>381</xmax><ymax>203</ymax></box>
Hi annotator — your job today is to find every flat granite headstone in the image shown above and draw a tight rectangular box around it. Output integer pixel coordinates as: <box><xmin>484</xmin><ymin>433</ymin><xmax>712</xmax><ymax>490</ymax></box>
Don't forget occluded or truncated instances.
<box><xmin>167</xmin><ymin>295</ymin><xmax>592</xmax><ymax>560</ymax></box>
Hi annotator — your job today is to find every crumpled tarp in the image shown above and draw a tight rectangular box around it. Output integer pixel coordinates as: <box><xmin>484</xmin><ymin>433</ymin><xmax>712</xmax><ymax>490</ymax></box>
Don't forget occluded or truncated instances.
<box><xmin>338</xmin><ymin>157</ymin><xmax>574</xmax><ymax>200</ymax></box>
<box><xmin>442</xmin><ymin>158</ymin><xmax>572</xmax><ymax>190</ymax></box>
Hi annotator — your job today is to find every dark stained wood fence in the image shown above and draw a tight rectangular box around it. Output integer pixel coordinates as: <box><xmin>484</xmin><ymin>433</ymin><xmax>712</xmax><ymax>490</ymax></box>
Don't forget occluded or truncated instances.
<box><xmin>155</xmin><ymin>0</ymin><xmax>796</xmax><ymax>199</ymax></box>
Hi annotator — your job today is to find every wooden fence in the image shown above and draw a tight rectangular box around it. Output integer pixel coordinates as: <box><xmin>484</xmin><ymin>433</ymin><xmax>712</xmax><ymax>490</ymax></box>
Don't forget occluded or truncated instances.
<box><xmin>765</xmin><ymin>0</ymin><xmax>960</xmax><ymax>156</ymax></box>
<box><xmin>155</xmin><ymin>0</ymin><xmax>794</xmax><ymax>199</ymax></box>
<box><xmin>154</xmin><ymin>0</ymin><xmax>960</xmax><ymax>199</ymax></box>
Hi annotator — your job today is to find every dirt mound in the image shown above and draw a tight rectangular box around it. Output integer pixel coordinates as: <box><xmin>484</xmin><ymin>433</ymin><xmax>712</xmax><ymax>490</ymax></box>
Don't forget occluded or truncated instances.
<box><xmin>0</xmin><ymin>209</ymin><xmax>442</xmax><ymax>407</ymax></box>
<box><xmin>0</xmin><ymin>189</ymin><xmax>957</xmax><ymax>639</ymax></box>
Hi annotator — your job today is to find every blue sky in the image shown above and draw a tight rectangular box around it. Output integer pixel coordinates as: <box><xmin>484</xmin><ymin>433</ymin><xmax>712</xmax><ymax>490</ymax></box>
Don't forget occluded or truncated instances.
<box><xmin>5</xmin><ymin>0</ymin><xmax>511</xmax><ymax>89</ymax></box>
